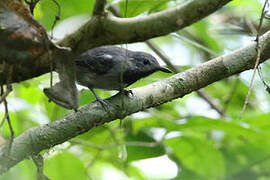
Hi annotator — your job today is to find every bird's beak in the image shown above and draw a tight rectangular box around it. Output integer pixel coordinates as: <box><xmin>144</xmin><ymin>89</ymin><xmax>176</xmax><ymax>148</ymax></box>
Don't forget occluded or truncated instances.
<box><xmin>158</xmin><ymin>67</ymin><xmax>172</xmax><ymax>73</ymax></box>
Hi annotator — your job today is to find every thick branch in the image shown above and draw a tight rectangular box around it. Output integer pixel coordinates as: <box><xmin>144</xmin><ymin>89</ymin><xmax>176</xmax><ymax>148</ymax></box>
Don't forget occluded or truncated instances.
<box><xmin>0</xmin><ymin>0</ymin><xmax>232</xmax><ymax>85</ymax></box>
<box><xmin>145</xmin><ymin>41</ymin><xmax>225</xmax><ymax>116</ymax></box>
<box><xmin>59</xmin><ymin>0</ymin><xmax>232</xmax><ymax>54</ymax></box>
<box><xmin>1</xmin><ymin>30</ymin><xmax>270</xmax><ymax>175</ymax></box>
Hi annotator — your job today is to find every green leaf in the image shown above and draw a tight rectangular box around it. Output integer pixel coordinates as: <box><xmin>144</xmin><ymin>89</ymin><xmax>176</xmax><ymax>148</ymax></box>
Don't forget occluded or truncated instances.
<box><xmin>79</xmin><ymin>89</ymin><xmax>96</xmax><ymax>106</ymax></box>
<box><xmin>125</xmin><ymin>130</ymin><xmax>165</xmax><ymax>162</ymax></box>
<box><xmin>190</xmin><ymin>20</ymin><xmax>222</xmax><ymax>53</ymax></box>
<box><xmin>44</xmin><ymin>151</ymin><xmax>88</xmax><ymax>180</ymax></box>
<box><xmin>79</xmin><ymin>89</ymin><xmax>112</xmax><ymax>106</ymax></box>
<box><xmin>35</xmin><ymin>0</ymin><xmax>95</xmax><ymax>30</ymax></box>
<box><xmin>165</xmin><ymin>136</ymin><xmax>225</xmax><ymax>179</ymax></box>
<box><xmin>0</xmin><ymin>160</ymin><xmax>36</xmax><ymax>180</ymax></box>
<box><xmin>127</xmin><ymin>164</ymin><xmax>147</xmax><ymax>180</ymax></box>
<box><xmin>118</xmin><ymin>0</ymin><xmax>169</xmax><ymax>17</ymax></box>
<box><xmin>205</xmin><ymin>79</ymin><xmax>258</xmax><ymax>118</ymax></box>
<box><xmin>171</xmin><ymin>116</ymin><xmax>270</xmax><ymax>143</ymax></box>
<box><xmin>175</xmin><ymin>167</ymin><xmax>207</xmax><ymax>180</ymax></box>
<box><xmin>134</xmin><ymin>116</ymin><xmax>269</xmax><ymax>143</ymax></box>
<box><xmin>15</xmin><ymin>82</ymin><xmax>43</xmax><ymax>105</ymax></box>
<box><xmin>243</xmin><ymin>113</ymin><xmax>270</xmax><ymax>130</ymax></box>
<box><xmin>228</xmin><ymin>0</ymin><xmax>262</xmax><ymax>17</ymax></box>
<box><xmin>220</xmin><ymin>142</ymin><xmax>270</xmax><ymax>177</ymax></box>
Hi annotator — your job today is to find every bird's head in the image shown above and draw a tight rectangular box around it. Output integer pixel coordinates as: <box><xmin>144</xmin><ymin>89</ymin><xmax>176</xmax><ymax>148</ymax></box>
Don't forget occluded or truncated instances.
<box><xmin>130</xmin><ymin>51</ymin><xmax>171</xmax><ymax>76</ymax></box>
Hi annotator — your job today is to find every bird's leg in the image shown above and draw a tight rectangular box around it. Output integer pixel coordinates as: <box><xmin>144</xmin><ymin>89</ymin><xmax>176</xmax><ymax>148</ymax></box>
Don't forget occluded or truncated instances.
<box><xmin>89</xmin><ymin>88</ymin><xmax>110</xmax><ymax>108</ymax></box>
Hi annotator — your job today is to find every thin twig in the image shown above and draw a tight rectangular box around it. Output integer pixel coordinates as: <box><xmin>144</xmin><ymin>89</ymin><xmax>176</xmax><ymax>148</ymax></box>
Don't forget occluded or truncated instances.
<box><xmin>0</xmin><ymin>65</ymin><xmax>14</xmax><ymax>154</ymax></box>
<box><xmin>92</xmin><ymin>0</ymin><xmax>107</xmax><ymax>16</ymax></box>
<box><xmin>4</xmin><ymin>100</ymin><xmax>13</xmax><ymax>139</ymax></box>
<box><xmin>32</xmin><ymin>154</ymin><xmax>50</xmax><ymax>180</ymax></box>
<box><xmin>3</xmin><ymin>91</ymin><xmax>14</xmax><ymax>155</ymax></box>
<box><xmin>0</xmin><ymin>65</ymin><xmax>12</xmax><ymax>105</ymax></box>
<box><xmin>0</xmin><ymin>113</ymin><xmax>7</xmax><ymax>129</ymax></box>
<box><xmin>24</xmin><ymin>0</ymin><xmax>40</xmax><ymax>15</ymax></box>
<box><xmin>48</xmin><ymin>0</ymin><xmax>62</xmax><ymax>88</ymax></box>
<box><xmin>245</xmin><ymin>18</ymin><xmax>258</xmax><ymax>36</ymax></box>
<box><xmin>258</xmin><ymin>66</ymin><xmax>270</xmax><ymax>93</ymax></box>
<box><xmin>172</xmin><ymin>33</ymin><xmax>218</xmax><ymax>56</ymax></box>
<box><xmin>241</xmin><ymin>0</ymin><xmax>269</xmax><ymax>116</ymax></box>
<box><xmin>145</xmin><ymin>41</ymin><xmax>178</xmax><ymax>72</ymax></box>
<box><xmin>49</xmin><ymin>50</ymin><xmax>53</xmax><ymax>89</ymax></box>
<box><xmin>0</xmin><ymin>88</ymin><xmax>12</xmax><ymax>104</ymax></box>
<box><xmin>145</xmin><ymin>40</ymin><xmax>225</xmax><ymax>116</ymax></box>
<box><xmin>0</xmin><ymin>86</ymin><xmax>7</xmax><ymax>128</ymax></box>
<box><xmin>50</xmin><ymin>0</ymin><xmax>61</xmax><ymax>39</ymax></box>
<box><xmin>6</xmin><ymin>69</ymin><xmax>14</xmax><ymax>154</ymax></box>
<box><xmin>71</xmin><ymin>138</ymin><xmax>159</xmax><ymax>150</ymax></box>
<box><xmin>124</xmin><ymin>0</ymin><xmax>129</xmax><ymax>17</ymax></box>
<box><xmin>196</xmin><ymin>90</ymin><xmax>225</xmax><ymax>115</ymax></box>
<box><xmin>119</xmin><ymin>0</ymin><xmax>129</xmax><ymax>126</ymax></box>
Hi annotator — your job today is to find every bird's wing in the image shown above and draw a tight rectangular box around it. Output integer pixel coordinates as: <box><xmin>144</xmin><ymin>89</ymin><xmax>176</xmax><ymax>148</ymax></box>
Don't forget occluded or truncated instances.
<box><xmin>75</xmin><ymin>52</ymin><xmax>115</xmax><ymax>75</ymax></box>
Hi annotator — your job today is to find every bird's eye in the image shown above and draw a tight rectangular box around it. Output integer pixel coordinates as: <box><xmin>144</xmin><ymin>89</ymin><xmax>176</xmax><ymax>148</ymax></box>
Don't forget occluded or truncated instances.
<box><xmin>143</xmin><ymin>59</ymin><xmax>149</xmax><ymax>65</ymax></box>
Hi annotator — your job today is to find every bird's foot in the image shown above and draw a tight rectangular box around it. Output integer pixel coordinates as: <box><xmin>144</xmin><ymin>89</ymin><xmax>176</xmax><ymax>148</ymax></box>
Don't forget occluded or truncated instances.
<box><xmin>120</xmin><ymin>89</ymin><xmax>134</xmax><ymax>97</ymax></box>
<box><xmin>96</xmin><ymin>96</ymin><xmax>111</xmax><ymax>110</ymax></box>
<box><xmin>89</xmin><ymin>88</ymin><xmax>112</xmax><ymax>110</ymax></box>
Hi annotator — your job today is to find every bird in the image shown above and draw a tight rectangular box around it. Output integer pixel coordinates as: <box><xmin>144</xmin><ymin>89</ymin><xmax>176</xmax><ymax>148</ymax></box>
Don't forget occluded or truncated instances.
<box><xmin>75</xmin><ymin>46</ymin><xmax>172</xmax><ymax>105</ymax></box>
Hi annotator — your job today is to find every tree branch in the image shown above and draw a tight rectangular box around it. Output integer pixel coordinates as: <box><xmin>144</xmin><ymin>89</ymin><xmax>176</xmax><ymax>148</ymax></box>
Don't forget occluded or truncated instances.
<box><xmin>92</xmin><ymin>0</ymin><xmax>107</xmax><ymax>16</ymax></box>
<box><xmin>145</xmin><ymin>41</ymin><xmax>225</xmax><ymax>116</ymax></box>
<box><xmin>109</xmin><ymin>5</ymin><xmax>226</xmax><ymax>116</ymax></box>
<box><xmin>59</xmin><ymin>0</ymin><xmax>232</xmax><ymax>54</ymax></box>
<box><xmin>1</xmin><ymin>30</ymin><xmax>270</xmax><ymax>175</ymax></box>
<box><xmin>0</xmin><ymin>0</ymin><xmax>232</xmax><ymax>85</ymax></box>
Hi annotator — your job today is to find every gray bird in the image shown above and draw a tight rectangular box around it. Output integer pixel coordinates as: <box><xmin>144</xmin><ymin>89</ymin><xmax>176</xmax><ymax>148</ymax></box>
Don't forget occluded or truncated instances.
<box><xmin>75</xmin><ymin>46</ymin><xmax>171</xmax><ymax>105</ymax></box>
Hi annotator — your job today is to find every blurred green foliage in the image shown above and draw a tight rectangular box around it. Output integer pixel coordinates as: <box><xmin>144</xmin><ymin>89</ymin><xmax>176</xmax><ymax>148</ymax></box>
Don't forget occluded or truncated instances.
<box><xmin>1</xmin><ymin>0</ymin><xmax>270</xmax><ymax>180</ymax></box>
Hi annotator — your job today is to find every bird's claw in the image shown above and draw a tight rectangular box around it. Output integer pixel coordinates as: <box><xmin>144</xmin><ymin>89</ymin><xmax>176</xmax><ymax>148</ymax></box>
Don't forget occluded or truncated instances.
<box><xmin>121</xmin><ymin>89</ymin><xmax>134</xmax><ymax>97</ymax></box>
<box><xmin>96</xmin><ymin>96</ymin><xmax>111</xmax><ymax>110</ymax></box>
<box><xmin>89</xmin><ymin>88</ymin><xmax>112</xmax><ymax>110</ymax></box>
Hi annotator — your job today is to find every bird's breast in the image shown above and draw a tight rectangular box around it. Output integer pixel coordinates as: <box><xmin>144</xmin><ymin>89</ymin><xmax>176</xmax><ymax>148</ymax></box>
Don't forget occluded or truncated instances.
<box><xmin>76</xmin><ymin>70</ymin><xmax>128</xmax><ymax>90</ymax></box>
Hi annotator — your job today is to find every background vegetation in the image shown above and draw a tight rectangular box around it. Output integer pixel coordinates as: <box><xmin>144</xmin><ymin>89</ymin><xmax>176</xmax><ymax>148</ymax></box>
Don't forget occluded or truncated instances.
<box><xmin>1</xmin><ymin>0</ymin><xmax>270</xmax><ymax>179</ymax></box>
